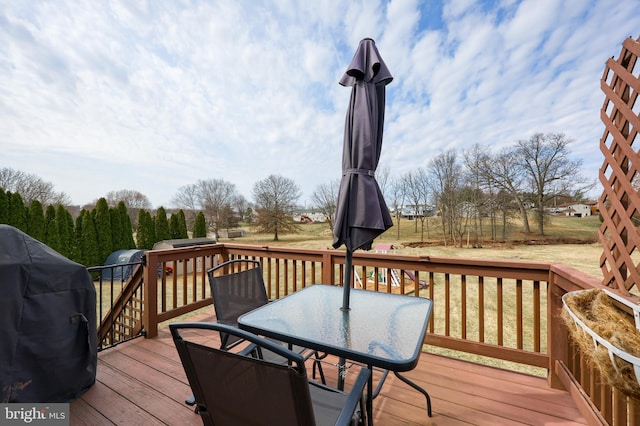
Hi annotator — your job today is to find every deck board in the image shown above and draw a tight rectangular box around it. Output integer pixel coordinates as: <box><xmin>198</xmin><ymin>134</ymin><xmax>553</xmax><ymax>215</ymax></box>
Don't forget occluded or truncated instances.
<box><xmin>71</xmin><ymin>313</ymin><xmax>587</xmax><ymax>425</ymax></box>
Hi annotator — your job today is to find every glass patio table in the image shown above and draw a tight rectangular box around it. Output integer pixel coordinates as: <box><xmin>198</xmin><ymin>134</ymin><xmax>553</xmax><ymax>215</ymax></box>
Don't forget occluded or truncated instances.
<box><xmin>237</xmin><ymin>284</ymin><xmax>433</xmax><ymax>425</ymax></box>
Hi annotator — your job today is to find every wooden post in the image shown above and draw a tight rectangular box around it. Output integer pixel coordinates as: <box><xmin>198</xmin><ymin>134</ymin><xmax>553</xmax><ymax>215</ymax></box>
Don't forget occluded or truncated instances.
<box><xmin>322</xmin><ymin>250</ymin><xmax>335</xmax><ymax>285</ymax></box>
<box><xmin>547</xmin><ymin>270</ymin><xmax>568</xmax><ymax>390</ymax></box>
<box><xmin>143</xmin><ymin>250</ymin><xmax>159</xmax><ymax>338</ymax></box>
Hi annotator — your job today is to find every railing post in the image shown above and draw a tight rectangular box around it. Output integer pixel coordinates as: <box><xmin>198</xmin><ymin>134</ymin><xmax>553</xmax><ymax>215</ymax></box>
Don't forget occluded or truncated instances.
<box><xmin>547</xmin><ymin>269</ymin><xmax>568</xmax><ymax>389</ymax></box>
<box><xmin>219</xmin><ymin>248</ymin><xmax>230</xmax><ymax>265</ymax></box>
<box><xmin>143</xmin><ymin>250</ymin><xmax>159</xmax><ymax>338</ymax></box>
<box><xmin>322</xmin><ymin>250</ymin><xmax>336</xmax><ymax>285</ymax></box>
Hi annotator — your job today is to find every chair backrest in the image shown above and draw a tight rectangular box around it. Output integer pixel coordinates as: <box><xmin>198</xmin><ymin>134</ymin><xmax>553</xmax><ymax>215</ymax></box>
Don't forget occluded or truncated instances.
<box><xmin>207</xmin><ymin>259</ymin><xmax>269</xmax><ymax>349</ymax></box>
<box><xmin>207</xmin><ymin>259</ymin><xmax>269</xmax><ymax>325</ymax></box>
<box><xmin>170</xmin><ymin>322</ymin><xmax>317</xmax><ymax>426</ymax></box>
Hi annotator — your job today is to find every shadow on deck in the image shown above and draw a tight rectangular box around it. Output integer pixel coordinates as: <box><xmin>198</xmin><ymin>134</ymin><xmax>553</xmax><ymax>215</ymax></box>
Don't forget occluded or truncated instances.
<box><xmin>71</xmin><ymin>312</ymin><xmax>586</xmax><ymax>425</ymax></box>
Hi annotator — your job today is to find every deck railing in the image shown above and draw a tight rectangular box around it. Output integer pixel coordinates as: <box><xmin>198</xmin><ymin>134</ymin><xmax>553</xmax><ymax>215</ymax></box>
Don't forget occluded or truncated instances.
<box><xmin>89</xmin><ymin>261</ymin><xmax>145</xmax><ymax>351</ymax></box>
<box><xmin>95</xmin><ymin>242</ymin><xmax>638</xmax><ymax>425</ymax></box>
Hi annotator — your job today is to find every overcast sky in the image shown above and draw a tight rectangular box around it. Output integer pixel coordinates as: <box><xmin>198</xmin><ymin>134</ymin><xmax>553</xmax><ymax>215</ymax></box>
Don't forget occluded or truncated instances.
<box><xmin>1</xmin><ymin>0</ymin><xmax>638</xmax><ymax>208</ymax></box>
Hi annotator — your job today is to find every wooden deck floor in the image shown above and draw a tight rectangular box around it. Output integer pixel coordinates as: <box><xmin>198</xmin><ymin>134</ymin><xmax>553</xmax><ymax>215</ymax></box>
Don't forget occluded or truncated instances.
<box><xmin>71</xmin><ymin>313</ymin><xmax>587</xmax><ymax>425</ymax></box>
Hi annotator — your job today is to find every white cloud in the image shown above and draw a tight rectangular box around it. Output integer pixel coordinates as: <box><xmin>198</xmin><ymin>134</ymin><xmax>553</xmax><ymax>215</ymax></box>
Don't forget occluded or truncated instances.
<box><xmin>1</xmin><ymin>0</ymin><xmax>637</xmax><ymax>207</ymax></box>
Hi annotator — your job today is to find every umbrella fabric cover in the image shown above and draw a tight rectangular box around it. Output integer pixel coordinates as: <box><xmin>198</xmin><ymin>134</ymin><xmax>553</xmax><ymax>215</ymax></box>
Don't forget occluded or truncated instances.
<box><xmin>0</xmin><ymin>225</ymin><xmax>97</xmax><ymax>402</ymax></box>
<box><xmin>333</xmin><ymin>38</ymin><xmax>393</xmax><ymax>253</ymax></box>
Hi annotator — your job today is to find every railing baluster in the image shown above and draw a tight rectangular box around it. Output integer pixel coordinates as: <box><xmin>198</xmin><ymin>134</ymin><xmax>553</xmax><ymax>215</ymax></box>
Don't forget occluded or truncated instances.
<box><xmin>497</xmin><ymin>277</ymin><xmax>503</xmax><ymax>346</ymax></box>
<box><xmin>516</xmin><ymin>279</ymin><xmax>523</xmax><ymax>349</ymax></box>
<box><xmin>461</xmin><ymin>274</ymin><xmax>467</xmax><ymax>340</ymax></box>
<box><xmin>445</xmin><ymin>273</ymin><xmax>450</xmax><ymax>337</ymax></box>
<box><xmin>533</xmin><ymin>281</ymin><xmax>542</xmax><ymax>352</ymax></box>
<box><xmin>283</xmin><ymin>259</ymin><xmax>289</xmax><ymax>296</ymax></box>
<box><xmin>478</xmin><ymin>276</ymin><xmax>485</xmax><ymax>343</ymax></box>
<box><xmin>428</xmin><ymin>272</ymin><xmax>435</xmax><ymax>333</ymax></box>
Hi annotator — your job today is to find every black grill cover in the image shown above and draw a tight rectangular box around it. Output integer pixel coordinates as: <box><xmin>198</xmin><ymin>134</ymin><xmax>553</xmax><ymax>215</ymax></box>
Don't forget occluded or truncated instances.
<box><xmin>0</xmin><ymin>225</ymin><xmax>97</xmax><ymax>402</ymax></box>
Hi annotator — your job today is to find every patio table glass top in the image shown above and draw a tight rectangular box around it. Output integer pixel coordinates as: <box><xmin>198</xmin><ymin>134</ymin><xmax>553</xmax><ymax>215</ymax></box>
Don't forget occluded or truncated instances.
<box><xmin>238</xmin><ymin>284</ymin><xmax>433</xmax><ymax>371</ymax></box>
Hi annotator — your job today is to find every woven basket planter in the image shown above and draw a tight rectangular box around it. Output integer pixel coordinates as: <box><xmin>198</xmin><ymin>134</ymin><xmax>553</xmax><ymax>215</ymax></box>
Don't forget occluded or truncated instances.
<box><xmin>562</xmin><ymin>288</ymin><xmax>640</xmax><ymax>398</ymax></box>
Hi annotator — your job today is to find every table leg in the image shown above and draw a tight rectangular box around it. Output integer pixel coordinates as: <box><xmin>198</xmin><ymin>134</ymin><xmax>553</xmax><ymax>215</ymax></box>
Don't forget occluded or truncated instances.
<box><xmin>394</xmin><ymin>371</ymin><xmax>432</xmax><ymax>417</ymax></box>
<box><xmin>338</xmin><ymin>357</ymin><xmax>346</xmax><ymax>391</ymax></box>
<box><xmin>367</xmin><ymin>365</ymin><xmax>374</xmax><ymax>426</ymax></box>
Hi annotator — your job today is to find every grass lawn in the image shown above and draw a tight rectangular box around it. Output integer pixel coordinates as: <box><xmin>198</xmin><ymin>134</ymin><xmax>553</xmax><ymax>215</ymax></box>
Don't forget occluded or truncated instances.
<box><xmin>227</xmin><ymin>214</ymin><xmax>606</xmax><ymax>280</ymax></box>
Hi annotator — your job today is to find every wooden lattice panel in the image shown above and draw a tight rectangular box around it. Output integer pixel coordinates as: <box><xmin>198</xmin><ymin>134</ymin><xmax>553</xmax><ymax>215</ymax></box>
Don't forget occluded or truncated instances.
<box><xmin>598</xmin><ymin>36</ymin><xmax>640</xmax><ymax>296</ymax></box>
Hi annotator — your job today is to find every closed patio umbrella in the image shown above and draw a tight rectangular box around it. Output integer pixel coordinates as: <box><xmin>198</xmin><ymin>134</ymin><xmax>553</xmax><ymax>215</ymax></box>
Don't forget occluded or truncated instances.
<box><xmin>333</xmin><ymin>38</ymin><xmax>393</xmax><ymax>310</ymax></box>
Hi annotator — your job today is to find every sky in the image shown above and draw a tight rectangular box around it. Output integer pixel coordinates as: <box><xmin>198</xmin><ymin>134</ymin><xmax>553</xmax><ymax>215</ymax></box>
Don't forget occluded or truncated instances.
<box><xmin>1</xmin><ymin>0</ymin><xmax>638</xmax><ymax>208</ymax></box>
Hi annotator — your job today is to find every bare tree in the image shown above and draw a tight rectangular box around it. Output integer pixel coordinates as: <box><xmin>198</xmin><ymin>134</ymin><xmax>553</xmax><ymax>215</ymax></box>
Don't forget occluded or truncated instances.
<box><xmin>516</xmin><ymin>133</ymin><xmax>589</xmax><ymax>235</ymax></box>
<box><xmin>402</xmin><ymin>168</ymin><xmax>434</xmax><ymax>241</ymax></box>
<box><xmin>172</xmin><ymin>184</ymin><xmax>200</xmax><ymax>211</ymax></box>
<box><xmin>428</xmin><ymin>150</ymin><xmax>465</xmax><ymax>246</ymax></box>
<box><xmin>463</xmin><ymin>144</ymin><xmax>491</xmax><ymax>246</ymax></box>
<box><xmin>388</xmin><ymin>176</ymin><xmax>407</xmax><ymax>240</ymax></box>
<box><xmin>414</xmin><ymin>167</ymin><xmax>431</xmax><ymax>241</ymax></box>
<box><xmin>480</xmin><ymin>147</ymin><xmax>531</xmax><ymax>233</ymax></box>
<box><xmin>252</xmin><ymin>175</ymin><xmax>301</xmax><ymax>241</ymax></box>
<box><xmin>172</xmin><ymin>179</ymin><xmax>241</xmax><ymax>237</ymax></box>
<box><xmin>455</xmin><ymin>185</ymin><xmax>477</xmax><ymax>248</ymax></box>
<box><xmin>105</xmin><ymin>189</ymin><xmax>152</xmax><ymax>209</ymax></box>
<box><xmin>495</xmin><ymin>189</ymin><xmax>516</xmax><ymax>240</ymax></box>
<box><xmin>310</xmin><ymin>179</ymin><xmax>340</xmax><ymax>229</ymax></box>
<box><xmin>0</xmin><ymin>167</ymin><xmax>70</xmax><ymax>205</ymax></box>
<box><xmin>403</xmin><ymin>171</ymin><xmax>422</xmax><ymax>233</ymax></box>
<box><xmin>105</xmin><ymin>189</ymin><xmax>152</xmax><ymax>228</ymax></box>
<box><xmin>199</xmin><ymin>179</ymin><xmax>240</xmax><ymax>237</ymax></box>
<box><xmin>232</xmin><ymin>194</ymin><xmax>250</xmax><ymax>222</ymax></box>
<box><xmin>172</xmin><ymin>183</ymin><xmax>200</xmax><ymax>230</ymax></box>
<box><xmin>376</xmin><ymin>166</ymin><xmax>391</xmax><ymax>198</ymax></box>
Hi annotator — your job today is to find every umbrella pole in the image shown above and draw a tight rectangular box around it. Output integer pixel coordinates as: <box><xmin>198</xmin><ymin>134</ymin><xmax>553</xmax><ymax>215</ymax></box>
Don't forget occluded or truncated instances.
<box><xmin>338</xmin><ymin>250</ymin><xmax>352</xmax><ymax>389</ymax></box>
<box><xmin>341</xmin><ymin>250</ymin><xmax>353</xmax><ymax>311</ymax></box>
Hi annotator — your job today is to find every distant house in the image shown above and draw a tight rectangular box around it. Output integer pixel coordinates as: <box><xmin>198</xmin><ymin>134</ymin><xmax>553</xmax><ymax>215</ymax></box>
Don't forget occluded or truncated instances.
<box><xmin>399</xmin><ymin>205</ymin><xmax>435</xmax><ymax>219</ymax></box>
<box><xmin>293</xmin><ymin>212</ymin><xmax>328</xmax><ymax>223</ymax></box>
<box><xmin>585</xmin><ymin>200</ymin><xmax>599</xmax><ymax>215</ymax></box>
<box><xmin>559</xmin><ymin>203</ymin><xmax>592</xmax><ymax>217</ymax></box>
<box><xmin>309</xmin><ymin>212</ymin><xmax>328</xmax><ymax>222</ymax></box>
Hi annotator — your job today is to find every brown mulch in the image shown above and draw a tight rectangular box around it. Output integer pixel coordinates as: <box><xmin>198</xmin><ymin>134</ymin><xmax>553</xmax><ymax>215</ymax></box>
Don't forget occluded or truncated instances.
<box><xmin>404</xmin><ymin>237</ymin><xmax>597</xmax><ymax>248</ymax></box>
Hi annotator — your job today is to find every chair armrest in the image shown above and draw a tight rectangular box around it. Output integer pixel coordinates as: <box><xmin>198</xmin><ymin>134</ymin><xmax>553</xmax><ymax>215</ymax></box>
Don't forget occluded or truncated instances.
<box><xmin>336</xmin><ymin>367</ymin><xmax>370</xmax><ymax>426</ymax></box>
<box><xmin>238</xmin><ymin>342</ymin><xmax>258</xmax><ymax>356</ymax></box>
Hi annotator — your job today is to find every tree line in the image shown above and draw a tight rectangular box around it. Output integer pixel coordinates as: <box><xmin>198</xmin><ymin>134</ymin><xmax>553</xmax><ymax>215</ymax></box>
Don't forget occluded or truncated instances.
<box><xmin>1</xmin><ymin>132</ymin><xmax>596</xmax><ymax>252</ymax></box>
<box><xmin>0</xmin><ymin>165</ymin><xmax>305</xmax><ymax>263</ymax></box>
<box><xmin>172</xmin><ymin>174</ymin><xmax>302</xmax><ymax>241</ymax></box>
<box><xmin>307</xmin><ymin>133</ymin><xmax>595</xmax><ymax>247</ymax></box>
<box><xmin>0</xmin><ymin>188</ymin><xmax>205</xmax><ymax>267</ymax></box>
<box><xmin>169</xmin><ymin>133</ymin><xmax>596</xmax><ymax>247</ymax></box>
<box><xmin>377</xmin><ymin>133</ymin><xmax>594</xmax><ymax>246</ymax></box>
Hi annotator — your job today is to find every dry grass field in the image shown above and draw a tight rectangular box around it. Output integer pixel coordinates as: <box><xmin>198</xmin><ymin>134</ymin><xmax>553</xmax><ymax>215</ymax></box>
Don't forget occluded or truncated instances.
<box><xmin>234</xmin><ymin>214</ymin><xmax>605</xmax><ymax>280</ymax></box>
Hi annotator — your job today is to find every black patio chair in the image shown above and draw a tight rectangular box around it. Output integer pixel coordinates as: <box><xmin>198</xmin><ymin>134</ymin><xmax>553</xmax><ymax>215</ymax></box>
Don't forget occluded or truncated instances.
<box><xmin>208</xmin><ymin>259</ymin><xmax>274</xmax><ymax>351</ymax></box>
<box><xmin>207</xmin><ymin>259</ymin><xmax>326</xmax><ymax>371</ymax></box>
<box><xmin>184</xmin><ymin>259</ymin><xmax>326</xmax><ymax>407</ymax></box>
<box><xmin>171</xmin><ymin>322</ymin><xmax>370</xmax><ymax>426</ymax></box>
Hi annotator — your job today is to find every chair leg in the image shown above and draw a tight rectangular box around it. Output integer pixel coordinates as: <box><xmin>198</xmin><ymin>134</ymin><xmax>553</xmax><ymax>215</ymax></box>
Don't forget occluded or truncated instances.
<box><xmin>311</xmin><ymin>352</ymin><xmax>327</xmax><ymax>384</ymax></box>
<box><xmin>184</xmin><ymin>394</ymin><xmax>200</xmax><ymax>414</ymax></box>
<box><xmin>313</xmin><ymin>359</ymin><xmax>326</xmax><ymax>384</ymax></box>
<box><xmin>185</xmin><ymin>394</ymin><xmax>195</xmax><ymax>406</ymax></box>
<box><xmin>371</xmin><ymin>369</ymin><xmax>389</xmax><ymax>399</ymax></box>
<box><xmin>358</xmin><ymin>394</ymin><xmax>367</xmax><ymax>426</ymax></box>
